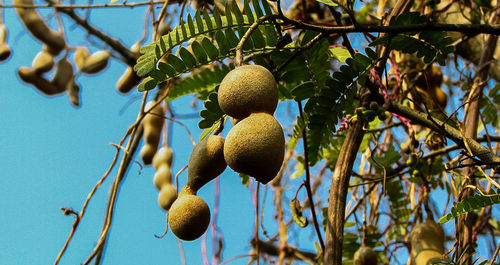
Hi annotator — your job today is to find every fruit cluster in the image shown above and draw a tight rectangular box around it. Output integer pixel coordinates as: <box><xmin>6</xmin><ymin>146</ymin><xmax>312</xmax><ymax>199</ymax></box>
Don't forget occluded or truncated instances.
<box><xmin>168</xmin><ymin>135</ymin><xmax>227</xmax><ymax>241</ymax></box>
<box><xmin>140</xmin><ymin>101</ymin><xmax>165</xmax><ymax>165</ymax></box>
<box><xmin>156</xmin><ymin>64</ymin><xmax>286</xmax><ymax>242</ymax></box>
<box><xmin>218</xmin><ymin>64</ymin><xmax>285</xmax><ymax>184</ymax></box>
<box><xmin>153</xmin><ymin>146</ymin><xmax>177</xmax><ymax>211</ymax></box>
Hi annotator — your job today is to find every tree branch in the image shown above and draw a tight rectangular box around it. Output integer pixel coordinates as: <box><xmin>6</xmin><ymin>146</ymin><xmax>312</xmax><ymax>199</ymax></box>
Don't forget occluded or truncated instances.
<box><xmin>387</xmin><ymin>102</ymin><xmax>500</xmax><ymax>168</ymax></box>
<box><xmin>45</xmin><ymin>0</ymin><xmax>137</xmax><ymax>65</ymax></box>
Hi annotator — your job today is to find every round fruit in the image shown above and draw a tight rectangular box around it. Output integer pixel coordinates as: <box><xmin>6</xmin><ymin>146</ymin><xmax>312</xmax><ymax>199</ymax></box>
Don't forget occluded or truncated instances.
<box><xmin>140</xmin><ymin>144</ymin><xmax>156</xmax><ymax>165</ymax></box>
<box><xmin>153</xmin><ymin>165</ymin><xmax>173</xmax><ymax>190</ymax></box>
<box><xmin>187</xmin><ymin>135</ymin><xmax>227</xmax><ymax>191</ymax></box>
<box><xmin>218</xmin><ymin>65</ymin><xmax>278</xmax><ymax>119</ymax></box>
<box><xmin>153</xmin><ymin>146</ymin><xmax>174</xmax><ymax>170</ymax></box>
<box><xmin>224</xmin><ymin>112</ymin><xmax>285</xmax><ymax>184</ymax></box>
<box><xmin>353</xmin><ymin>246</ymin><xmax>377</xmax><ymax>265</ymax></box>
<box><xmin>158</xmin><ymin>184</ymin><xmax>177</xmax><ymax>211</ymax></box>
<box><xmin>410</xmin><ymin>221</ymin><xmax>446</xmax><ymax>265</ymax></box>
<box><xmin>168</xmin><ymin>194</ymin><xmax>210</xmax><ymax>241</ymax></box>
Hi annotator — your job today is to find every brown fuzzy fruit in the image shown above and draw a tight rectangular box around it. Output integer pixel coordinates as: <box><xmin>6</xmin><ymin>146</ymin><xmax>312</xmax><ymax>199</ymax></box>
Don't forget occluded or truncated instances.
<box><xmin>218</xmin><ymin>65</ymin><xmax>278</xmax><ymax>119</ymax></box>
<box><xmin>51</xmin><ymin>58</ymin><xmax>74</xmax><ymax>91</ymax></box>
<box><xmin>140</xmin><ymin>144</ymin><xmax>156</xmax><ymax>165</ymax></box>
<box><xmin>354</xmin><ymin>246</ymin><xmax>378</xmax><ymax>265</ymax></box>
<box><xmin>168</xmin><ymin>193</ymin><xmax>210</xmax><ymax>241</ymax></box>
<box><xmin>153</xmin><ymin>146</ymin><xmax>174</xmax><ymax>170</ymax></box>
<box><xmin>74</xmin><ymin>46</ymin><xmax>90</xmax><ymax>70</ymax></box>
<box><xmin>14</xmin><ymin>0</ymin><xmax>66</xmax><ymax>56</ymax></box>
<box><xmin>187</xmin><ymin>135</ymin><xmax>227</xmax><ymax>191</ymax></box>
<box><xmin>32</xmin><ymin>50</ymin><xmax>54</xmax><ymax>74</ymax></box>
<box><xmin>410</xmin><ymin>221</ymin><xmax>446</xmax><ymax>265</ymax></box>
<box><xmin>116</xmin><ymin>42</ymin><xmax>142</xmax><ymax>94</ymax></box>
<box><xmin>224</xmin><ymin>112</ymin><xmax>285</xmax><ymax>184</ymax></box>
<box><xmin>153</xmin><ymin>165</ymin><xmax>173</xmax><ymax>190</ymax></box>
<box><xmin>17</xmin><ymin>66</ymin><xmax>65</xmax><ymax>95</ymax></box>
<box><xmin>157</xmin><ymin>184</ymin><xmax>177</xmax><ymax>211</ymax></box>
<box><xmin>0</xmin><ymin>44</ymin><xmax>11</xmax><ymax>62</ymax></box>
<box><xmin>80</xmin><ymin>50</ymin><xmax>110</xmax><ymax>74</ymax></box>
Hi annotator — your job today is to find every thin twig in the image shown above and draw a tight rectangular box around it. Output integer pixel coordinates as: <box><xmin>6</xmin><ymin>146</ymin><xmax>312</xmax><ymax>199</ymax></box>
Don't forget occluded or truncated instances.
<box><xmin>234</xmin><ymin>14</ymin><xmax>279</xmax><ymax>66</ymax></box>
<box><xmin>297</xmin><ymin>101</ymin><xmax>325</xmax><ymax>252</ymax></box>
<box><xmin>1</xmin><ymin>1</ymin><xmax>164</xmax><ymax>9</ymax></box>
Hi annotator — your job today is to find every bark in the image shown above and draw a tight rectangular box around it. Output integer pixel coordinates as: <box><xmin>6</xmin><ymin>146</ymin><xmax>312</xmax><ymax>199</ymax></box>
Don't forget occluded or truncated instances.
<box><xmin>458</xmin><ymin>8</ymin><xmax>500</xmax><ymax>264</ymax></box>
<box><xmin>324</xmin><ymin>119</ymin><xmax>366</xmax><ymax>264</ymax></box>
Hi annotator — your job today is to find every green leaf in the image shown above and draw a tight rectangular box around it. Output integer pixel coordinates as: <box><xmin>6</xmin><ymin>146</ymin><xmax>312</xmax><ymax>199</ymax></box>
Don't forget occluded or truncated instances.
<box><xmin>243</xmin><ymin>0</ymin><xmax>254</xmax><ymax>24</ymax></box>
<box><xmin>215</xmin><ymin>30</ymin><xmax>230</xmax><ymax>56</ymax></box>
<box><xmin>179</xmin><ymin>47</ymin><xmax>198</xmax><ymax>68</ymax></box>
<box><xmin>252</xmin><ymin>0</ymin><xmax>264</xmax><ymax>17</ymax></box>
<box><xmin>291</xmin><ymin>81</ymin><xmax>315</xmax><ymax>101</ymax></box>
<box><xmin>137</xmin><ymin>76</ymin><xmax>157</xmax><ymax>91</ymax></box>
<box><xmin>202</xmin><ymin>38</ymin><xmax>220</xmax><ymax>60</ymax></box>
<box><xmin>195</xmin><ymin>12</ymin><xmax>204</xmax><ymax>33</ymax></box>
<box><xmin>198</xmin><ymin>92</ymin><xmax>225</xmax><ymax>129</ymax></box>
<box><xmin>191</xmin><ymin>41</ymin><xmax>208</xmax><ymax>63</ymax></box>
<box><xmin>202</xmin><ymin>9</ymin><xmax>213</xmax><ymax>30</ymax></box>
<box><xmin>251</xmin><ymin>27</ymin><xmax>266</xmax><ymax>49</ymax></box>
<box><xmin>440</xmin><ymin>191</ymin><xmax>500</xmax><ymax>223</ymax></box>
<box><xmin>232</xmin><ymin>1</ymin><xmax>244</xmax><ymax>25</ymax></box>
<box><xmin>166</xmin><ymin>54</ymin><xmax>186</xmax><ymax>72</ymax></box>
<box><xmin>187</xmin><ymin>14</ymin><xmax>196</xmax><ymax>36</ymax></box>
<box><xmin>315</xmin><ymin>0</ymin><xmax>338</xmax><ymax>6</ymax></box>
<box><xmin>158</xmin><ymin>62</ymin><xmax>176</xmax><ymax>77</ymax></box>
<box><xmin>330</xmin><ymin>47</ymin><xmax>351</xmax><ymax>62</ymax></box>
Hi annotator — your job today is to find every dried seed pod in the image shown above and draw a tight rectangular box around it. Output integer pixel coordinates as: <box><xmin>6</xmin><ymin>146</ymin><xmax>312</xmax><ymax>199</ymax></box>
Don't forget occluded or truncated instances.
<box><xmin>140</xmin><ymin>101</ymin><xmax>165</xmax><ymax>165</ymax></box>
<box><xmin>354</xmin><ymin>246</ymin><xmax>378</xmax><ymax>265</ymax></box>
<box><xmin>73</xmin><ymin>46</ymin><xmax>90</xmax><ymax>70</ymax></box>
<box><xmin>80</xmin><ymin>50</ymin><xmax>110</xmax><ymax>74</ymax></box>
<box><xmin>116</xmin><ymin>67</ymin><xmax>142</xmax><ymax>94</ymax></box>
<box><xmin>410</xmin><ymin>221</ymin><xmax>446</xmax><ymax>265</ymax></box>
<box><xmin>0</xmin><ymin>24</ymin><xmax>7</xmax><ymax>44</ymax></box>
<box><xmin>187</xmin><ymin>135</ymin><xmax>227</xmax><ymax>191</ymax></box>
<box><xmin>32</xmin><ymin>50</ymin><xmax>54</xmax><ymax>74</ymax></box>
<box><xmin>153</xmin><ymin>165</ymin><xmax>173</xmax><ymax>190</ymax></box>
<box><xmin>168</xmin><ymin>192</ymin><xmax>210</xmax><ymax>241</ymax></box>
<box><xmin>67</xmin><ymin>77</ymin><xmax>80</xmax><ymax>107</ymax></box>
<box><xmin>17</xmin><ymin>67</ymin><xmax>65</xmax><ymax>95</ymax></box>
<box><xmin>0</xmin><ymin>44</ymin><xmax>11</xmax><ymax>62</ymax></box>
<box><xmin>224</xmin><ymin>112</ymin><xmax>285</xmax><ymax>184</ymax></box>
<box><xmin>153</xmin><ymin>146</ymin><xmax>174</xmax><ymax>170</ymax></box>
<box><xmin>158</xmin><ymin>184</ymin><xmax>177</xmax><ymax>211</ymax></box>
<box><xmin>51</xmin><ymin>58</ymin><xmax>74</xmax><ymax>91</ymax></box>
<box><xmin>14</xmin><ymin>0</ymin><xmax>66</xmax><ymax>56</ymax></box>
<box><xmin>116</xmin><ymin>43</ymin><xmax>142</xmax><ymax>93</ymax></box>
<box><xmin>218</xmin><ymin>65</ymin><xmax>278</xmax><ymax>119</ymax></box>
<box><xmin>0</xmin><ymin>24</ymin><xmax>11</xmax><ymax>61</ymax></box>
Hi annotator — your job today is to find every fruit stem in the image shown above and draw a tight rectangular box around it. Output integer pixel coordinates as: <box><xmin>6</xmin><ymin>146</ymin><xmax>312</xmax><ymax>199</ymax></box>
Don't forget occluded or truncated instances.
<box><xmin>297</xmin><ymin>101</ymin><xmax>325</xmax><ymax>252</ymax></box>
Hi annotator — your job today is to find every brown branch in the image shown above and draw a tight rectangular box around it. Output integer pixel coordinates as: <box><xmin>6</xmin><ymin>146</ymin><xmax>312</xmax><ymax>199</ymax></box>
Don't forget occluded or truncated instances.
<box><xmin>1</xmin><ymin>1</ymin><xmax>164</xmax><ymax>9</ymax></box>
<box><xmin>250</xmin><ymin>239</ymin><xmax>318</xmax><ymax>264</ymax></box>
<box><xmin>458</xmin><ymin>6</ymin><xmax>500</xmax><ymax>264</ymax></box>
<box><xmin>387</xmin><ymin>102</ymin><xmax>500</xmax><ymax>168</ymax></box>
<box><xmin>45</xmin><ymin>0</ymin><xmax>137</xmax><ymax>65</ymax></box>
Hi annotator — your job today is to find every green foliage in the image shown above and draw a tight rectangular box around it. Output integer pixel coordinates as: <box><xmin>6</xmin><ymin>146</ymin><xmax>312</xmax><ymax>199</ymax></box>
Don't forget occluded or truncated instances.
<box><xmin>385</xmin><ymin>178</ymin><xmax>412</xmax><ymax>241</ymax></box>
<box><xmin>198</xmin><ymin>92</ymin><xmax>224</xmax><ymax>129</ymax></box>
<box><xmin>439</xmin><ymin>189</ymin><xmax>500</xmax><ymax>223</ymax></box>
<box><xmin>134</xmin><ymin>1</ymin><xmax>277</xmax><ymax>91</ymax></box>
<box><xmin>369</xmin><ymin>12</ymin><xmax>455</xmax><ymax>65</ymax></box>
<box><xmin>166</xmin><ymin>64</ymin><xmax>233</xmax><ymax>102</ymax></box>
